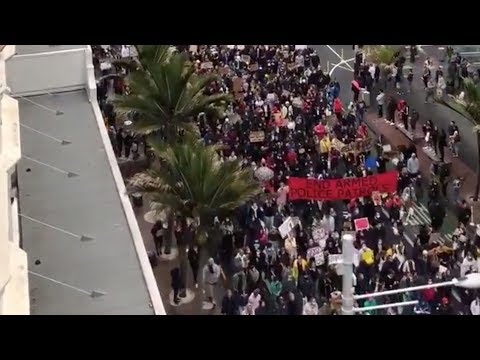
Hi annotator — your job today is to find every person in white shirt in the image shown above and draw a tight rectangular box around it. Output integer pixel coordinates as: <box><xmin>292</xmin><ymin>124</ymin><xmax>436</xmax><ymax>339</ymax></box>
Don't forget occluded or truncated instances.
<box><xmin>369</xmin><ymin>64</ymin><xmax>376</xmax><ymax>80</ymax></box>
<box><xmin>460</xmin><ymin>253</ymin><xmax>478</xmax><ymax>277</ymax></box>
<box><xmin>471</xmin><ymin>297</ymin><xmax>480</xmax><ymax>315</ymax></box>
<box><xmin>425</xmin><ymin>77</ymin><xmax>436</xmax><ymax>103</ymax></box>
<box><xmin>407</xmin><ymin>153</ymin><xmax>420</xmax><ymax>177</ymax></box>
<box><xmin>303</xmin><ymin>297</ymin><xmax>319</xmax><ymax>315</ymax></box>
<box><xmin>376</xmin><ymin>89</ymin><xmax>385</xmax><ymax>118</ymax></box>
<box><xmin>241</xmin><ymin>303</ymin><xmax>255</xmax><ymax>315</ymax></box>
<box><xmin>436</xmin><ymin>75</ymin><xmax>446</xmax><ymax>98</ymax></box>
<box><xmin>248</xmin><ymin>289</ymin><xmax>262</xmax><ymax>314</ymax></box>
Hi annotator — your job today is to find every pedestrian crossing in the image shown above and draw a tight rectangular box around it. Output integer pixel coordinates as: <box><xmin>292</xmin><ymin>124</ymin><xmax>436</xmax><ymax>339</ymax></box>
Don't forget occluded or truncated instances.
<box><xmin>383</xmin><ymin>202</ymin><xmax>453</xmax><ymax>245</ymax></box>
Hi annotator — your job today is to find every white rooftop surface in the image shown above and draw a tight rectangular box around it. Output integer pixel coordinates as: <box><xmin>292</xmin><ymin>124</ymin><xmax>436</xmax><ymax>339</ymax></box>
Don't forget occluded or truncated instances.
<box><xmin>17</xmin><ymin>90</ymin><xmax>154</xmax><ymax>315</ymax></box>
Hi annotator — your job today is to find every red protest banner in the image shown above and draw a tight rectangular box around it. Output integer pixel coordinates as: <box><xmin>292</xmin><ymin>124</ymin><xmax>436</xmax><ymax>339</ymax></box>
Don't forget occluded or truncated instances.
<box><xmin>288</xmin><ymin>171</ymin><xmax>398</xmax><ymax>201</ymax></box>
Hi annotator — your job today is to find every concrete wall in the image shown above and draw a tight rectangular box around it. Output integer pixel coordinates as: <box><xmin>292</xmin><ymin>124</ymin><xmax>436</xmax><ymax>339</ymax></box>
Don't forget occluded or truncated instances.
<box><xmin>0</xmin><ymin>45</ymin><xmax>29</xmax><ymax>314</ymax></box>
<box><xmin>6</xmin><ymin>48</ymin><xmax>88</xmax><ymax>96</ymax></box>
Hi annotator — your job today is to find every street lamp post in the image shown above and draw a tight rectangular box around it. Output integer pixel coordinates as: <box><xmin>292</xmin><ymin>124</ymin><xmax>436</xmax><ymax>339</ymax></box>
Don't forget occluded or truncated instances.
<box><xmin>341</xmin><ymin>229</ymin><xmax>480</xmax><ymax>315</ymax></box>
<box><xmin>341</xmin><ymin>233</ymin><xmax>355</xmax><ymax>315</ymax></box>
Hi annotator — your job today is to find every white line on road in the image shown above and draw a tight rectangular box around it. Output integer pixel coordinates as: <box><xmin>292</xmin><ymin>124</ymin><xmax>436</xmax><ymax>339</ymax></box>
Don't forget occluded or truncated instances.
<box><xmin>325</xmin><ymin>45</ymin><xmax>354</xmax><ymax>71</ymax></box>
<box><xmin>403</xmin><ymin>232</ymin><xmax>414</xmax><ymax>247</ymax></box>
<box><xmin>330</xmin><ymin>62</ymin><xmax>354</xmax><ymax>73</ymax></box>
<box><xmin>329</xmin><ymin>57</ymin><xmax>355</xmax><ymax>76</ymax></box>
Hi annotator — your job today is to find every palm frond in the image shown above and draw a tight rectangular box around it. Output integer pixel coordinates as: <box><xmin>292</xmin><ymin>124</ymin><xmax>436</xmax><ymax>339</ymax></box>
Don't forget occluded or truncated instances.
<box><xmin>136</xmin><ymin>139</ymin><xmax>261</xmax><ymax>225</ymax></box>
<box><xmin>113</xmin><ymin>47</ymin><xmax>232</xmax><ymax>142</ymax></box>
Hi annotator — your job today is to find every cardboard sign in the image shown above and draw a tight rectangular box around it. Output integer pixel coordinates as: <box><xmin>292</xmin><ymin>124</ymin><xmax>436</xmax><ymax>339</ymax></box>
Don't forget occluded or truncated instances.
<box><xmin>306</xmin><ymin>246</ymin><xmax>325</xmax><ymax>266</ymax></box>
<box><xmin>233</xmin><ymin>77</ymin><xmax>243</xmax><ymax>93</ymax></box>
<box><xmin>189</xmin><ymin>45</ymin><xmax>198</xmax><ymax>53</ymax></box>
<box><xmin>312</xmin><ymin>226</ymin><xmax>328</xmax><ymax>249</ymax></box>
<box><xmin>201</xmin><ymin>61</ymin><xmax>213</xmax><ymax>70</ymax></box>
<box><xmin>218</xmin><ymin>66</ymin><xmax>231</xmax><ymax>76</ymax></box>
<box><xmin>248</xmin><ymin>63</ymin><xmax>259</xmax><ymax>72</ymax></box>
<box><xmin>354</xmin><ymin>217</ymin><xmax>370</xmax><ymax>232</ymax></box>
<box><xmin>288</xmin><ymin>171</ymin><xmax>399</xmax><ymax>201</ymax></box>
<box><xmin>249</xmin><ymin>131</ymin><xmax>265</xmax><ymax>143</ymax></box>
<box><xmin>328</xmin><ymin>254</ymin><xmax>343</xmax><ymax>265</ymax></box>
<box><xmin>278</xmin><ymin>216</ymin><xmax>296</xmax><ymax>238</ymax></box>
<box><xmin>382</xmin><ymin>144</ymin><xmax>392</xmax><ymax>153</ymax></box>
<box><xmin>241</xmin><ymin>54</ymin><xmax>251</xmax><ymax>64</ymax></box>
<box><xmin>287</xmin><ymin>63</ymin><xmax>296</xmax><ymax>71</ymax></box>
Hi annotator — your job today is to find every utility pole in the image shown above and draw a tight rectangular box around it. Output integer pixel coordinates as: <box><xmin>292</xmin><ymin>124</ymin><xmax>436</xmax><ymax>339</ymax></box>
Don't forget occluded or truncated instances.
<box><xmin>341</xmin><ymin>233</ymin><xmax>355</xmax><ymax>315</ymax></box>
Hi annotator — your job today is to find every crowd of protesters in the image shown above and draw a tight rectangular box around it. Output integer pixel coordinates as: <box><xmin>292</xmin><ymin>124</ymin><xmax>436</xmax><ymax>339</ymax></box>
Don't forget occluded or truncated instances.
<box><xmin>92</xmin><ymin>45</ymin><xmax>480</xmax><ymax>315</ymax></box>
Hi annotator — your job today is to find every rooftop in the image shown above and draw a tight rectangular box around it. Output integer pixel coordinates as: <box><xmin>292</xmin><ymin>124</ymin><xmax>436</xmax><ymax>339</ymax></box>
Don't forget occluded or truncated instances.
<box><xmin>17</xmin><ymin>90</ymin><xmax>154</xmax><ymax>315</ymax></box>
<box><xmin>15</xmin><ymin>45</ymin><xmax>86</xmax><ymax>56</ymax></box>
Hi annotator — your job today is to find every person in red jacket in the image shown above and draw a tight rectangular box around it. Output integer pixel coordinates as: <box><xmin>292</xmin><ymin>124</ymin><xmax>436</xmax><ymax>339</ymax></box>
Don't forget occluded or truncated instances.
<box><xmin>286</xmin><ymin>149</ymin><xmax>297</xmax><ymax>167</ymax></box>
<box><xmin>333</xmin><ymin>98</ymin><xmax>343</xmax><ymax>121</ymax></box>
<box><xmin>356</xmin><ymin>124</ymin><xmax>368</xmax><ymax>139</ymax></box>
<box><xmin>422</xmin><ymin>278</ymin><xmax>437</xmax><ymax>308</ymax></box>
<box><xmin>314</xmin><ymin>122</ymin><xmax>326</xmax><ymax>139</ymax></box>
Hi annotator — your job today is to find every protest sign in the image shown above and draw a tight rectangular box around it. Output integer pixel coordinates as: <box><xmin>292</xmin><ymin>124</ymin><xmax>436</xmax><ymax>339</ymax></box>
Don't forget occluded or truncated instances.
<box><xmin>328</xmin><ymin>254</ymin><xmax>343</xmax><ymax>265</ymax></box>
<box><xmin>278</xmin><ymin>217</ymin><xmax>295</xmax><ymax>238</ymax></box>
<box><xmin>249</xmin><ymin>63</ymin><xmax>259</xmax><ymax>72</ymax></box>
<box><xmin>233</xmin><ymin>77</ymin><xmax>243</xmax><ymax>93</ymax></box>
<box><xmin>288</xmin><ymin>171</ymin><xmax>398</xmax><ymax>201</ymax></box>
<box><xmin>306</xmin><ymin>247</ymin><xmax>325</xmax><ymax>266</ymax></box>
<box><xmin>312</xmin><ymin>226</ymin><xmax>328</xmax><ymax>249</ymax></box>
<box><xmin>241</xmin><ymin>54</ymin><xmax>251</xmax><ymax>64</ymax></box>
<box><xmin>249</xmin><ymin>131</ymin><xmax>265</xmax><ymax>143</ymax></box>
<box><xmin>354</xmin><ymin>217</ymin><xmax>370</xmax><ymax>232</ymax></box>
<box><xmin>201</xmin><ymin>62</ymin><xmax>213</xmax><ymax>70</ymax></box>
<box><xmin>287</xmin><ymin>63</ymin><xmax>296</xmax><ymax>71</ymax></box>
<box><xmin>217</xmin><ymin>66</ymin><xmax>231</xmax><ymax>76</ymax></box>
<box><xmin>189</xmin><ymin>45</ymin><xmax>198</xmax><ymax>53</ymax></box>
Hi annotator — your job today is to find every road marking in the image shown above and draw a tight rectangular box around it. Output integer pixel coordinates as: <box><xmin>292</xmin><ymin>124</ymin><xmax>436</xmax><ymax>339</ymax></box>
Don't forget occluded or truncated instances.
<box><xmin>403</xmin><ymin>232</ymin><xmax>414</xmax><ymax>247</ymax></box>
<box><xmin>325</xmin><ymin>45</ymin><xmax>354</xmax><ymax>71</ymax></box>
<box><xmin>329</xmin><ymin>57</ymin><xmax>355</xmax><ymax>76</ymax></box>
<box><xmin>330</xmin><ymin>61</ymin><xmax>355</xmax><ymax>73</ymax></box>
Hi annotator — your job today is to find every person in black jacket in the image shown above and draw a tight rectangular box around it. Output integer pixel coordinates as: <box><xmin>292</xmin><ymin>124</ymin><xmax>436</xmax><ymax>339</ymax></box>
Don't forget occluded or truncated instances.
<box><xmin>458</xmin><ymin>200</ymin><xmax>472</xmax><ymax>226</ymax></box>
<box><xmin>170</xmin><ymin>267</ymin><xmax>182</xmax><ymax>305</ymax></box>
<box><xmin>188</xmin><ymin>245</ymin><xmax>200</xmax><ymax>287</ymax></box>
<box><xmin>221</xmin><ymin>289</ymin><xmax>239</xmax><ymax>315</ymax></box>
<box><xmin>150</xmin><ymin>220</ymin><xmax>164</xmax><ymax>256</ymax></box>
<box><xmin>438</xmin><ymin>129</ymin><xmax>448</xmax><ymax>162</ymax></box>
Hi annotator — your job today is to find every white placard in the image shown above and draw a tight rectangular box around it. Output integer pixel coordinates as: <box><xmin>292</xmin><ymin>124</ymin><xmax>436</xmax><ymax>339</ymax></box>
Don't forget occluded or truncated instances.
<box><xmin>328</xmin><ymin>254</ymin><xmax>343</xmax><ymax>265</ymax></box>
<box><xmin>306</xmin><ymin>246</ymin><xmax>325</xmax><ymax>266</ymax></box>
<box><xmin>278</xmin><ymin>217</ymin><xmax>295</xmax><ymax>238</ymax></box>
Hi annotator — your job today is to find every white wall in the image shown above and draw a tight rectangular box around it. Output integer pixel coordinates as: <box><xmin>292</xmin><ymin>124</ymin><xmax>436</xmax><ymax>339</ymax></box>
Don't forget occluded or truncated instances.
<box><xmin>6</xmin><ymin>48</ymin><xmax>88</xmax><ymax>96</ymax></box>
<box><xmin>0</xmin><ymin>45</ymin><xmax>29</xmax><ymax>314</ymax></box>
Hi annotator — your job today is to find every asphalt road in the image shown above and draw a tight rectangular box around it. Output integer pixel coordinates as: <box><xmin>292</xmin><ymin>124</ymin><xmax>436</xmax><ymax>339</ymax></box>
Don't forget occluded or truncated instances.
<box><xmin>310</xmin><ymin>45</ymin><xmax>355</xmax><ymax>106</ymax></box>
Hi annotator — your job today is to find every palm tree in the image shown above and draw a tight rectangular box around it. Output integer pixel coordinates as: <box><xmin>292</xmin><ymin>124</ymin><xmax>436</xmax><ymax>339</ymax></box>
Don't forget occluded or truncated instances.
<box><xmin>113</xmin><ymin>45</ymin><xmax>174</xmax><ymax>73</ymax></box>
<box><xmin>437</xmin><ymin>77</ymin><xmax>480</xmax><ymax>200</ymax></box>
<box><xmin>365</xmin><ymin>45</ymin><xmax>401</xmax><ymax>90</ymax></box>
<box><xmin>128</xmin><ymin>138</ymin><xmax>262</xmax><ymax>298</ymax></box>
<box><xmin>112</xmin><ymin>49</ymin><xmax>232</xmax><ymax>142</ymax></box>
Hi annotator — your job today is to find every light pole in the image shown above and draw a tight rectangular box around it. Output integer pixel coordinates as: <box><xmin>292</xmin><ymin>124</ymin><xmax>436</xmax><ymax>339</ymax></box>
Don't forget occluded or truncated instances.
<box><xmin>341</xmin><ymin>228</ymin><xmax>480</xmax><ymax>315</ymax></box>
<box><xmin>341</xmin><ymin>233</ymin><xmax>355</xmax><ymax>315</ymax></box>
<box><xmin>355</xmin><ymin>273</ymin><xmax>480</xmax><ymax>301</ymax></box>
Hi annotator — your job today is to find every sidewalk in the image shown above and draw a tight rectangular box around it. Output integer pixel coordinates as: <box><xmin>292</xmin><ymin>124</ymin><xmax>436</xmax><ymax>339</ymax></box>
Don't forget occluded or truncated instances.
<box><xmin>364</xmin><ymin>111</ymin><xmax>478</xmax><ymax>204</ymax></box>
<box><xmin>131</xmin><ymin>201</ymin><xmax>223</xmax><ymax>315</ymax></box>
